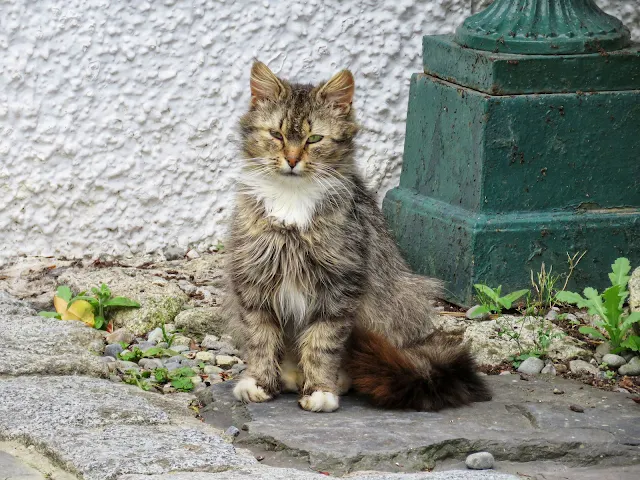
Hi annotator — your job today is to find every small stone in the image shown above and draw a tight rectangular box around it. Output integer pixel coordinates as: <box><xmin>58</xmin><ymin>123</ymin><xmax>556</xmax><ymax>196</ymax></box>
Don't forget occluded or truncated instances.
<box><xmin>195</xmin><ymin>351</ymin><xmax>216</xmax><ymax>362</ymax></box>
<box><xmin>569</xmin><ymin>404</ymin><xmax>584</xmax><ymax>413</ymax></box>
<box><xmin>465</xmin><ymin>452</ymin><xmax>494</xmax><ymax>470</ymax></box>
<box><xmin>554</xmin><ymin>363</ymin><xmax>568</xmax><ymax>374</ymax></box>
<box><xmin>105</xmin><ymin>328</ymin><xmax>135</xmax><ymax>345</ymax></box>
<box><xmin>99</xmin><ymin>356</ymin><xmax>116</xmax><ymax>363</ymax></box>
<box><xmin>137</xmin><ymin>341</ymin><xmax>156</xmax><ymax>351</ymax></box>
<box><xmin>167</xmin><ymin>355</ymin><xmax>184</xmax><ymax>364</ymax></box>
<box><xmin>570</xmin><ymin>359</ymin><xmax>599</xmax><ymax>376</ymax></box>
<box><xmin>178</xmin><ymin>280</ymin><xmax>197</xmax><ymax>295</ymax></box>
<box><xmin>517</xmin><ymin>357</ymin><xmax>544</xmax><ymax>375</ymax></box>
<box><xmin>181</xmin><ymin>358</ymin><xmax>198</xmax><ymax>368</ymax></box>
<box><xmin>544</xmin><ymin>309</ymin><xmax>558</xmax><ymax>321</ymax></box>
<box><xmin>204</xmin><ymin>365</ymin><xmax>224</xmax><ymax>375</ymax></box>
<box><xmin>147</xmin><ymin>327</ymin><xmax>165</xmax><ymax>344</ymax></box>
<box><xmin>195</xmin><ymin>387</ymin><xmax>214</xmax><ymax>405</ymax></box>
<box><xmin>163</xmin><ymin>246</ymin><xmax>185</xmax><ymax>261</ymax></box>
<box><xmin>201</xmin><ymin>335</ymin><xmax>220</xmax><ymax>349</ymax></box>
<box><xmin>565</xmin><ymin>313</ymin><xmax>578</xmax><ymax>323</ymax></box>
<box><xmin>104</xmin><ymin>343</ymin><xmax>124</xmax><ymax>359</ymax></box>
<box><xmin>466</xmin><ymin>305</ymin><xmax>489</xmax><ymax>320</ymax></box>
<box><xmin>225</xmin><ymin>426</ymin><xmax>240</xmax><ymax>437</ymax></box>
<box><xmin>166</xmin><ymin>363</ymin><xmax>182</xmax><ymax>372</ymax></box>
<box><xmin>499</xmin><ymin>371</ymin><xmax>511</xmax><ymax>376</ymax></box>
<box><xmin>162</xmin><ymin>383</ymin><xmax>176</xmax><ymax>394</ymax></box>
<box><xmin>229</xmin><ymin>363</ymin><xmax>247</xmax><ymax>375</ymax></box>
<box><xmin>171</xmin><ymin>345</ymin><xmax>189</xmax><ymax>353</ymax></box>
<box><xmin>164</xmin><ymin>323</ymin><xmax>176</xmax><ymax>333</ymax></box>
<box><xmin>553</xmin><ymin>388</ymin><xmax>564</xmax><ymax>395</ymax></box>
<box><xmin>115</xmin><ymin>360</ymin><xmax>140</xmax><ymax>374</ymax></box>
<box><xmin>171</xmin><ymin>335</ymin><xmax>192</xmax><ymax>347</ymax></box>
<box><xmin>215</xmin><ymin>355</ymin><xmax>239</xmax><ymax>369</ymax></box>
<box><xmin>615</xmin><ymin>387</ymin><xmax>630</xmax><ymax>394</ymax></box>
<box><xmin>157</xmin><ymin>341</ymin><xmax>168</xmax><ymax>349</ymax></box>
<box><xmin>138</xmin><ymin>358</ymin><xmax>163</xmax><ymax>370</ymax></box>
<box><xmin>540</xmin><ymin>364</ymin><xmax>557</xmax><ymax>376</ymax></box>
<box><xmin>595</xmin><ymin>341</ymin><xmax>612</xmax><ymax>359</ymax></box>
<box><xmin>621</xmin><ymin>351</ymin><xmax>637</xmax><ymax>362</ymax></box>
<box><xmin>109</xmin><ymin>375</ymin><xmax>122</xmax><ymax>383</ymax></box>
<box><xmin>186</xmin><ymin>249</ymin><xmax>200</xmax><ymax>259</ymax></box>
<box><xmin>190</xmin><ymin>375</ymin><xmax>202</xmax><ymax>385</ymax></box>
<box><xmin>618</xmin><ymin>357</ymin><xmax>640</xmax><ymax>376</ymax></box>
<box><xmin>602</xmin><ymin>354</ymin><xmax>627</xmax><ymax>368</ymax></box>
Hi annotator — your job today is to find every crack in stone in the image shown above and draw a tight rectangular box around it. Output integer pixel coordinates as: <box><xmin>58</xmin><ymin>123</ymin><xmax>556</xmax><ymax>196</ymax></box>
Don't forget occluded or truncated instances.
<box><xmin>505</xmin><ymin>404</ymin><xmax>539</xmax><ymax>429</ymax></box>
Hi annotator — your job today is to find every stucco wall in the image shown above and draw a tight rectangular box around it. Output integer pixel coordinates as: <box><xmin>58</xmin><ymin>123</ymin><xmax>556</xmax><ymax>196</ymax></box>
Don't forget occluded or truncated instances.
<box><xmin>1</xmin><ymin>0</ymin><xmax>637</xmax><ymax>264</ymax></box>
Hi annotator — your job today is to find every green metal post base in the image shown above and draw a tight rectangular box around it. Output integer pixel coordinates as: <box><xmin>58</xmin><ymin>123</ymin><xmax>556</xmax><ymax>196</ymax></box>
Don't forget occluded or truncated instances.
<box><xmin>383</xmin><ymin>187</ymin><xmax>639</xmax><ymax>306</ymax></box>
<box><xmin>383</xmin><ymin>35</ymin><xmax>640</xmax><ymax>306</ymax></box>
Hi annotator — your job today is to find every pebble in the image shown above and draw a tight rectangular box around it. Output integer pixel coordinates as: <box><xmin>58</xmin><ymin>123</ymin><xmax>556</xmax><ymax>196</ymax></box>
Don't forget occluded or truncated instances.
<box><xmin>621</xmin><ymin>351</ymin><xmax>637</xmax><ymax>362</ymax></box>
<box><xmin>465</xmin><ymin>452</ymin><xmax>494</xmax><ymax>470</ymax></box>
<box><xmin>171</xmin><ymin>345</ymin><xmax>190</xmax><ymax>353</ymax></box>
<box><xmin>544</xmin><ymin>309</ymin><xmax>558</xmax><ymax>321</ymax></box>
<box><xmin>163</xmin><ymin>246</ymin><xmax>185</xmax><ymax>261</ymax></box>
<box><xmin>167</xmin><ymin>355</ymin><xmax>184</xmax><ymax>364</ymax></box>
<box><xmin>517</xmin><ymin>357</ymin><xmax>544</xmax><ymax>375</ymax></box>
<box><xmin>569</xmin><ymin>404</ymin><xmax>584</xmax><ymax>413</ymax></box>
<box><xmin>190</xmin><ymin>376</ymin><xmax>202</xmax><ymax>385</ymax></box>
<box><xmin>195</xmin><ymin>351</ymin><xmax>216</xmax><ymax>362</ymax></box>
<box><xmin>553</xmin><ymin>388</ymin><xmax>564</xmax><ymax>395</ymax></box>
<box><xmin>602</xmin><ymin>354</ymin><xmax>627</xmax><ymax>369</ymax></box>
<box><xmin>225</xmin><ymin>426</ymin><xmax>240</xmax><ymax>437</ymax></box>
<box><xmin>147</xmin><ymin>328</ymin><xmax>165</xmax><ymax>344</ymax></box>
<box><xmin>569</xmin><ymin>360</ymin><xmax>599</xmax><ymax>376</ymax></box>
<box><xmin>180</xmin><ymin>358</ymin><xmax>198</xmax><ymax>368</ymax></box>
<box><xmin>540</xmin><ymin>364</ymin><xmax>557</xmax><ymax>376</ymax></box>
<box><xmin>105</xmin><ymin>328</ymin><xmax>135</xmax><ymax>345</ymax></box>
<box><xmin>104</xmin><ymin>344</ymin><xmax>123</xmax><ymax>358</ymax></box>
<box><xmin>201</xmin><ymin>335</ymin><xmax>220</xmax><ymax>349</ymax></box>
<box><xmin>109</xmin><ymin>375</ymin><xmax>122</xmax><ymax>383</ymax></box>
<box><xmin>166</xmin><ymin>363</ymin><xmax>182</xmax><ymax>372</ymax></box>
<box><xmin>554</xmin><ymin>363</ymin><xmax>568</xmax><ymax>374</ymax></box>
<box><xmin>215</xmin><ymin>355</ymin><xmax>239</xmax><ymax>368</ymax></box>
<box><xmin>465</xmin><ymin>305</ymin><xmax>489</xmax><ymax>320</ymax></box>
<box><xmin>99</xmin><ymin>356</ymin><xmax>116</xmax><ymax>363</ymax></box>
<box><xmin>115</xmin><ymin>360</ymin><xmax>140</xmax><ymax>374</ymax></box>
<box><xmin>171</xmin><ymin>336</ymin><xmax>192</xmax><ymax>347</ymax></box>
<box><xmin>164</xmin><ymin>323</ymin><xmax>176</xmax><ymax>333</ymax></box>
<box><xmin>229</xmin><ymin>363</ymin><xmax>247</xmax><ymax>375</ymax></box>
<box><xmin>186</xmin><ymin>249</ymin><xmax>200</xmax><ymax>259</ymax></box>
<box><xmin>178</xmin><ymin>279</ymin><xmax>197</xmax><ymax>295</ymax></box>
<box><xmin>137</xmin><ymin>341</ymin><xmax>156</xmax><ymax>351</ymax></box>
<box><xmin>565</xmin><ymin>313</ymin><xmax>578</xmax><ymax>324</ymax></box>
<box><xmin>615</xmin><ymin>387</ymin><xmax>630</xmax><ymax>394</ymax></box>
<box><xmin>499</xmin><ymin>371</ymin><xmax>511</xmax><ymax>376</ymax></box>
<box><xmin>157</xmin><ymin>342</ymin><xmax>168</xmax><ymax>349</ymax></box>
<box><xmin>138</xmin><ymin>358</ymin><xmax>163</xmax><ymax>370</ymax></box>
<box><xmin>195</xmin><ymin>387</ymin><xmax>214</xmax><ymax>405</ymax></box>
<box><xmin>618</xmin><ymin>357</ymin><xmax>640</xmax><ymax>376</ymax></box>
<box><xmin>162</xmin><ymin>383</ymin><xmax>176</xmax><ymax>394</ymax></box>
<box><xmin>204</xmin><ymin>365</ymin><xmax>225</xmax><ymax>375</ymax></box>
<box><xmin>595</xmin><ymin>342</ymin><xmax>612</xmax><ymax>359</ymax></box>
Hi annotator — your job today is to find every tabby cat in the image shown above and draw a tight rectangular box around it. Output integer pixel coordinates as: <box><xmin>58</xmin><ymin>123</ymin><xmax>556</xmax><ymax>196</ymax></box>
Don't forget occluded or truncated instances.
<box><xmin>225</xmin><ymin>61</ymin><xmax>490</xmax><ymax>412</ymax></box>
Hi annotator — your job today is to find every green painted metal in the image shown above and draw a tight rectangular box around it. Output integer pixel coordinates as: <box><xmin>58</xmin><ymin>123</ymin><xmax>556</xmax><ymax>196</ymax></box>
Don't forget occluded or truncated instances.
<box><xmin>424</xmin><ymin>35</ymin><xmax>640</xmax><ymax>95</ymax></box>
<box><xmin>455</xmin><ymin>0</ymin><xmax>631</xmax><ymax>55</ymax></box>
<box><xmin>383</xmin><ymin>70</ymin><xmax>640</xmax><ymax>306</ymax></box>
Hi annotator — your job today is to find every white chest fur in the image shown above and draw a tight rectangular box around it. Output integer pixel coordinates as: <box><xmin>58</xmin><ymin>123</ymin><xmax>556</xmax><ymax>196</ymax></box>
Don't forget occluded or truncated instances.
<box><xmin>239</xmin><ymin>173</ymin><xmax>328</xmax><ymax>230</ymax></box>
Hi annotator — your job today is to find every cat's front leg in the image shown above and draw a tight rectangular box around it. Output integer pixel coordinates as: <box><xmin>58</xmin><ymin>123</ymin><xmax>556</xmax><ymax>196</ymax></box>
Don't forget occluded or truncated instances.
<box><xmin>233</xmin><ymin>309</ymin><xmax>283</xmax><ymax>403</ymax></box>
<box><xmin>297</xmin><ymin>317</ymin><xmax>351</xmax><ymax>413</ymax></box>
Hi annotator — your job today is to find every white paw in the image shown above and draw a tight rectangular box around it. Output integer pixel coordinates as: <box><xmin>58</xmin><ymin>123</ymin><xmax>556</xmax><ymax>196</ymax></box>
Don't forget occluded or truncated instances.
<box><xmin>299</xmin><ymin>391</ymin><xmax>339</xmax><ymax>412</ymax></box>
<box><xmin>233</xmin><ymin>377</ymin><xmax>272</xmax><ymax>403</ymax></box>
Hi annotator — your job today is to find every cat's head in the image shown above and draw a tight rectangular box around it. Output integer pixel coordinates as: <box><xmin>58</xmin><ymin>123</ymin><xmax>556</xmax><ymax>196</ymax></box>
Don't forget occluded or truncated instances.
<box><xmin>239</xmin><ymin>61</ymin><xmax>359</xmax><ymax>179</ymax></box>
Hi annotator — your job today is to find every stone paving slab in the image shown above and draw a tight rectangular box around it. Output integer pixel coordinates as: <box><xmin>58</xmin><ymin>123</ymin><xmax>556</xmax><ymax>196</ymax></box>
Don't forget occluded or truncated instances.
<box><xmin>119</xmin><ymin>467</ymin><xmax>520</xmax><ymax>480</ymax></box>
<box><xmin>0</xmin><ymin>376</ymin><xmax>254</xmax><ymax>480</ymax></box>
<box><xmin>207</xmin><ymin>375</ymin><xmax>640</xmax><ymax>475</ymax></box>
<box><xmin>0</xmin><ymin>292</ymin><xmax>109</xmax><ymax>377</ymax></box>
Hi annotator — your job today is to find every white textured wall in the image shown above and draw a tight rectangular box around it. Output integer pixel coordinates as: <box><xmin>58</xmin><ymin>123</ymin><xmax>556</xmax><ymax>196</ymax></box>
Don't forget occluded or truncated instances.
<box><xmin>0</xmin><ymin>0</ymin><xmax>637</xmax><ymax>264</ymax></box>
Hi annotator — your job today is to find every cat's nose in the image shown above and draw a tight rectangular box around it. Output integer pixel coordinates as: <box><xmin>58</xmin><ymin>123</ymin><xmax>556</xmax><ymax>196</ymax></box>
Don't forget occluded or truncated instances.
<box><xmin>286</xmin><ymin>155</ymin><xmax>300</xmax><ymax>168</ymax></box>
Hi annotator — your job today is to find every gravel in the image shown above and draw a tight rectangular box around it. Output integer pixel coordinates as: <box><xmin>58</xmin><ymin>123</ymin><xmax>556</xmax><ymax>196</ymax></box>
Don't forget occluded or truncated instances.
<box><xmin>104</xmin><ymin>343</ymin><xmax>124</xmax><ymax>358</ymax></box>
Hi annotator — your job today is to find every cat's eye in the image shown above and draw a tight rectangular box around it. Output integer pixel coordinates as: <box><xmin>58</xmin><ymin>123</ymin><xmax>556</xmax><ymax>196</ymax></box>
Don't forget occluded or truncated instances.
<box><xmin>270</xmin><ymin>130</ymin><xmax>283</xmax><ymax>141</ymax></box>
<box><xmin>306</xmin><ymin>134</ymin><xmax>324</xmax><ymax>144</ymax></box>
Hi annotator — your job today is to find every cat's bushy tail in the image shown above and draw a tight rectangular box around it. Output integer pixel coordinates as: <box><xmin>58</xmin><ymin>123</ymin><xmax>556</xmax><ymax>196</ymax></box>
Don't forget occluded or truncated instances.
<box><xmin>347</xmin><ymin>327</ymin><xmax>491</xmax><ymax>411</ymax></box>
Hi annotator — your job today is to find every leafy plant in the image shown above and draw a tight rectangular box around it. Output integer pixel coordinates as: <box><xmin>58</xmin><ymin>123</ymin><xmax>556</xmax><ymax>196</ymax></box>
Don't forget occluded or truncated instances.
<box><xmin>161</xmin><ymin>321</ymin><xmax>176</xmax><ymax>348</ymax></box>
<box><xmin>122</xmin><ymin>369</ymin><xmax>152</xmax><ymax>391</ymax></box>
<box><xmin>471</xmin><ymin>284</ymin><xmax>529</xmax><ymax>317</ymax></box>
<box><xmin>118</xmin><ymin>346</ymin><xmax>178</xmax><ymax>362</ymax></box>
<box><xmin>556</xmin><ymin>257</ymin><xmax>640</xmax><ymax>352</ymax></box>
<box><xmin>151</xmin><ymin>367</ymin><xmax>197</xmax><ymax>392</ymax></box>
<box><xmin>39</xmin><ymin>283</ymin><xmax>140</xmax><ymax>330</ymax></box>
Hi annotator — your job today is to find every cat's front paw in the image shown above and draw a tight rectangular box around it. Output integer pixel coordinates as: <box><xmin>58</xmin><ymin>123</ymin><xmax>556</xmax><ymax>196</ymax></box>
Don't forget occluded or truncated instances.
<box><xmin>298</xmin><ymin>391</ymin><xmax>339</xmax><ymax>412</ymax></box>
<box><xmin>234</xmin><ymin>377</ymin><xmax>272</xmax><ymax>403</ymax></box>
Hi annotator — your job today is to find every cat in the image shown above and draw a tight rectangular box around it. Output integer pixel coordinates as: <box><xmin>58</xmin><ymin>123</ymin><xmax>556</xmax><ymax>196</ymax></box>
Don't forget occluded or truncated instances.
<box><xmin>225</xmin><ymin>61</ymin><xmax>491</xmax><ymax>412</ymax></box>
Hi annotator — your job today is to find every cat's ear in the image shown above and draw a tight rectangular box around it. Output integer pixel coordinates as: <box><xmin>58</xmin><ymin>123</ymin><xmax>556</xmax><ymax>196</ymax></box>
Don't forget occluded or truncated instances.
<box><xmin>317</xmin><ymin>70</ymin><xmax>355</xmax><ymax>114</ymax></box>
<box><xmin>250</xmin><ymin>61</ymin><xmax>284</xmax><ymax>105</ymax></box>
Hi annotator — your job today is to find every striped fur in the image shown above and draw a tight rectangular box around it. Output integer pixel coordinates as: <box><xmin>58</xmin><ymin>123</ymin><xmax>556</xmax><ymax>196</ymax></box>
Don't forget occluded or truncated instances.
<box><xmin>226</xmin><ymin>61</ymin><xmax>490</xmax><ymax>412</ymax></box>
